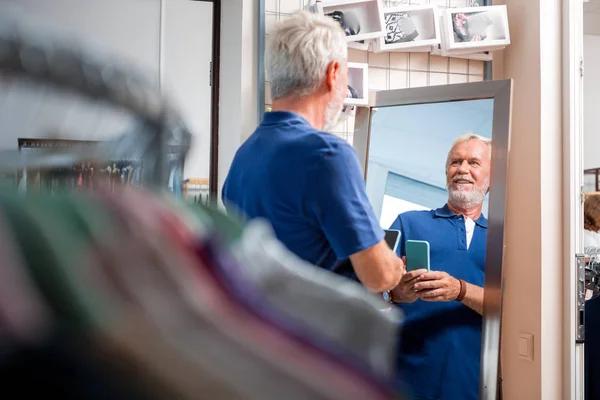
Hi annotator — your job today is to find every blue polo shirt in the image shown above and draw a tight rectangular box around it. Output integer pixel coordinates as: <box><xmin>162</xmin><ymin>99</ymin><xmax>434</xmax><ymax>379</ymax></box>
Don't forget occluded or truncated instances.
<box><xmin>389</xmin><ymin>205</ymin><xmax>487</xmax><ymax>400</ymax></box>
<box><xmin>222</xmin><ymin>111</ymin><xmax>383</xmax><ymax>274</ymax></box>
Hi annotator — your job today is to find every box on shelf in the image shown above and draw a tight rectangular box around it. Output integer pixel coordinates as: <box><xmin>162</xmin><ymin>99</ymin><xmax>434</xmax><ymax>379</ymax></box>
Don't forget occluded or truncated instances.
<box><xmin>316</xmin><ymin>0</ymin><xmax>386</xmax><ymax>43</ymax></box>
<box><xmin>344</xmin><ymin>62</ymin><xmax>369</xmax><ymax>107</ymax></box>
<box><xmin>440</xmin><ymin>5</ymin><xmax>510</xmax><ymax>55</ymax></box>
<box><xmin>372</xmin><ymin>5</ymin><xmax>441</xmax><ymax>53</ymax></box>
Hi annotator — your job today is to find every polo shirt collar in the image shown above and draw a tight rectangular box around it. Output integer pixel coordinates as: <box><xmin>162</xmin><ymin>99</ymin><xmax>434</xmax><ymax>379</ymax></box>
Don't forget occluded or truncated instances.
<box><xmin>434</xmin><ymin>203</ymin><xmax>488</xmax><ymax>228</ymax></box>
<box><xmin>261</xmin><ymin>111</ymin><xmax>311</xmax><ymax>126</ymax></box>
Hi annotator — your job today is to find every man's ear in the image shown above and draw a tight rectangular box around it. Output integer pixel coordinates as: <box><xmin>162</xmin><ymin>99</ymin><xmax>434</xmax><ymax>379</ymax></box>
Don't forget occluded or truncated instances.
<box><xmin>325</xmin><ymin>61</ymin><xmax>340</xmax><ymax>93</ymax></box>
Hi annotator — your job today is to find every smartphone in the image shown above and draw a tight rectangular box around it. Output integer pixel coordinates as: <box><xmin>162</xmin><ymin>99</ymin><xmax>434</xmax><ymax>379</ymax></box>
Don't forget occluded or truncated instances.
<box><xmin>384</xmin><ymin>229</ymin><xmax>401</xmax><ymax>253</ymax></box>
<box><xmin>405</xmin><ymin>240</ymin><xmax>431</xmax><ymax>272</ymax></box>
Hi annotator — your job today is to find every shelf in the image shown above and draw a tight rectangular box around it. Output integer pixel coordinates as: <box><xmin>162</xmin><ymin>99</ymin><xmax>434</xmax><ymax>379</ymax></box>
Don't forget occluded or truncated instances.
<box><xmin>440</xmin><ymin>5</ymin><xmax>510</xmax><ymax>54</ymax></box>
<box><xmin>372</xmin><ymin>5</ymin><xmax>441</xmax><ymax>53</ymax></box>
<box><xmin>344</xmin><ymin>62</ymin><xmax>369</xmax><ymax>106</ymax></box>
<box><xmin>317</xmin><ymin>0</ymin><xmax>386</xmax><ymax>43</ymax></box>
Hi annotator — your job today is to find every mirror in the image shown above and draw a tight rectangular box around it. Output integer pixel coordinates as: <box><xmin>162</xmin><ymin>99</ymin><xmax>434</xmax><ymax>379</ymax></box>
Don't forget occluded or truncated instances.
<box><xmin>354</xmin><ymin>80</ymin><xmax>512</xmax><ymax>400</ymax></box>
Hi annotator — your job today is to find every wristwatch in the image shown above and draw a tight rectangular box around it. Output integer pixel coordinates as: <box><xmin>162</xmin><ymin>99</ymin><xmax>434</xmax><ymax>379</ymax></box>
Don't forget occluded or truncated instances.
<box><xmin>382</xmin><ymin>290</ymin><xmax>397</xmax><ymax>304</ymax></box>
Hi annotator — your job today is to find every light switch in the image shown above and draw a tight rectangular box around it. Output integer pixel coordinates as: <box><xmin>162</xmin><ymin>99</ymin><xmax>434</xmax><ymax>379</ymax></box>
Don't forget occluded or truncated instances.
<box><xmin>518</xmin><ymin>333</ymin><xmax>534</xmax><ymax>362</ymax></box>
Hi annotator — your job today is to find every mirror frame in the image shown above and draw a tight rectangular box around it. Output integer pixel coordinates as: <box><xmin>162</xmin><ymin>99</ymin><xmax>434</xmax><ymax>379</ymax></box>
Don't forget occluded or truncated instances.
<box><xmin>353</xmin><ymin>79</ymin><xmax>512</xmax><ymax>400</ymax></box>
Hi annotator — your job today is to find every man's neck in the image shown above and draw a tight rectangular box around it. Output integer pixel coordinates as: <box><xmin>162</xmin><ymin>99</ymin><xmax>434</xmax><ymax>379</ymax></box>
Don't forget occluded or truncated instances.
<box><xmin>447</xmin><ymin>201</ymin><xmax>483</xmax><ymax>220</ymax></box>
<box><xmin>271</xmin><ymin>95</ymin><xmax>327</xmax><ymax>130</ymax></box>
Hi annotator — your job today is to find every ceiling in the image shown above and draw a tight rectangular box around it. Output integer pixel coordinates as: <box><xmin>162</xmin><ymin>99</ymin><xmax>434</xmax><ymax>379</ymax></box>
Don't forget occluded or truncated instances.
<box><xmin>585</xmin><ymin>0</ymin><xmax>600</xmax><ymax>35</ymax></box>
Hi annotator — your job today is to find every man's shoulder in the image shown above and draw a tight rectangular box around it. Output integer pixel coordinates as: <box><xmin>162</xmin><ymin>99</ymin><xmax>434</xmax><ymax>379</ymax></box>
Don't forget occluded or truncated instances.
<box><xmin>293</xmin><ymin>129</ymin><xmax>357</xmax><ymax>167</ymax></box>
<box><xmin>253</xmin><ymin>121</ymin><xmax>353</xmax><ymax>154</ymax></box>
<box><xmin>298</xmin><ymin>127</ymin><xmax>354</xmax><ymax>155</ymax></box>
<box><xmin>390</xmin><ymin>209</ymin><xmax>435</xmax><ymax>233</ymax></box>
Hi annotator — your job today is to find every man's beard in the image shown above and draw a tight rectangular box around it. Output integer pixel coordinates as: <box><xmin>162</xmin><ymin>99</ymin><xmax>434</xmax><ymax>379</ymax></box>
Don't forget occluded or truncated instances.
<box><xmin>323</xmin><ymin>82</ymin><xmax>346</xmax><ymax>132</ymax></box>
<box><xmin>447</xmin><ymin>175</ymin><xmax>490</xmax><ymax>209</ymax></box>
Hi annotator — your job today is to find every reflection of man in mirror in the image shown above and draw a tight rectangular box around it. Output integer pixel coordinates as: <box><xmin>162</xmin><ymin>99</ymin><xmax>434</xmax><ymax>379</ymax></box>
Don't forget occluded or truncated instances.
<box><xmin>222</xmin><ymin>11</ymin><xmax>404</xmax><ymax>295</ymax></box>
<box><xmin>388</xmin><ymin>133</ymin><xmax>491</xmax><ymax>400</ymax></box>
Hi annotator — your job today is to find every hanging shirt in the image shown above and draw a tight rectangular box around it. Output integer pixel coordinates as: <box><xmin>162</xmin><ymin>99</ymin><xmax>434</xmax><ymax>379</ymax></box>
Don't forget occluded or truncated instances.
<box><xmin>222</xmin><ymin>111</ymin><xmax>383</xmax><ymax>274</ymax></box>
<box><xmin>389</xmin><ymin>204</ymin><xmax>487</xmax><ymax>400</ymax></box>
<box><xmin>226</xmin><ymin>219</ymin><xmax>402</xmax><ymax>379</ymax></box>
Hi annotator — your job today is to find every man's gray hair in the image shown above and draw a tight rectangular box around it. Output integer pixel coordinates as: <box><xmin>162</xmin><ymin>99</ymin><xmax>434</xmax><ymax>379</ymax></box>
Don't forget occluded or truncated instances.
<box><xmin>266</xmin><ymin>11</ymin><xmax>348</xmax><ymax>101</ymax></box>
<box><xmin>445</xmin><ymin>133</ymin><xmax>492</xmax><ymax>170</ymax></box>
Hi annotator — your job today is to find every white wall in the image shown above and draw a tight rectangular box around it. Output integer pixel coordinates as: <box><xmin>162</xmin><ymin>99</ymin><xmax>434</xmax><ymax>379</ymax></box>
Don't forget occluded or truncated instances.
<box><xmin>0</xmin><ymin>0</ymin><xmax>213</xmax><ymax>180</ymax></box>
<box><xmin>217</xmin><ymin>0</ymin><xmax>259</xmax><ymax>202</ymax></box>
<box><xmin>584</xmin><ymin>34</ymin><xmax>600</xmax><ymax>170</ymax></box>
<box><xmin>494</xmin><ymin>0</ymin><xmax>564</xmax><ymax>398</ymax></box>
<box><xmin>161</xmin><ymin>0</ymin><xmax>213</xmax><ymax>180</ymax></box>
<box><xmin>584</xmin><ymin>1</ymin><xmax>600</xmax><ymax>36</ymax></box>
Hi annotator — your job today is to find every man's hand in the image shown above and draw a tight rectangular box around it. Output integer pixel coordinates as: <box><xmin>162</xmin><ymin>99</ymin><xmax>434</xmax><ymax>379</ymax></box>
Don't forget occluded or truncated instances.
<box><xmin>413</xmin><ymin>271</ymin><xmax>460</xmax><ymax>302</ymax></box>
<box><xmin>350</xmin><ymin>240</ymin><xmax>404</xmax><ymax>292</ymax></box>
<box><xmin>391</xmin><ymin>257</ymin><xmax>428</xmax><ymax>303</ymax></box>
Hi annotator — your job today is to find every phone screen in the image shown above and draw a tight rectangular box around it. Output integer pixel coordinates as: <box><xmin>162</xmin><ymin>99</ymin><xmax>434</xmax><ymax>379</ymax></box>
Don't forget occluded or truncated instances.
<box><xmin>405</xmin><ymin>240</ymin><xmax>431</xmax><ymax>272</ymax></box>
<box><xmin>384</xmin><ymin>229</ymin><xmax>400</xmax><ymax>252</ymax></box>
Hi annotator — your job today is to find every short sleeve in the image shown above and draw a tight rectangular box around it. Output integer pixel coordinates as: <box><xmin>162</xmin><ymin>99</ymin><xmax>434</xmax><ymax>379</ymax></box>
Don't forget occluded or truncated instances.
<box><xmin>389</xmin><ymin>215</ymin><xmax>405</xmax><ymax>257</ymax></box>
<box><xmin>307</xmin><ymin>142</ymin><xmax>384</xmax><ymax>259</ymax></box>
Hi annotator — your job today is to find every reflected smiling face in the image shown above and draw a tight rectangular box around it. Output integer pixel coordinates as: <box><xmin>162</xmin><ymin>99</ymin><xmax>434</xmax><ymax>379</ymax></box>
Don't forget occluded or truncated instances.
<box><xmin>446</xmin><ymin>139</ymin><xmax>491</xmax><ymax>208</ymax></box>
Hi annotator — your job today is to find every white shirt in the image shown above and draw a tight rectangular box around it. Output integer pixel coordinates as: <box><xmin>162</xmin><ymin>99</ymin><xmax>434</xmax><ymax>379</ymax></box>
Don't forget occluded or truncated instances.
<box><xmin>584</xmin><ymin>229</ymin><xmax>600</xmax><ymax>250</ymax></box>
<box><xmin>465</xmin><ymin>217</ymin><xmax>476</xmax><ymax>249</ymax></box>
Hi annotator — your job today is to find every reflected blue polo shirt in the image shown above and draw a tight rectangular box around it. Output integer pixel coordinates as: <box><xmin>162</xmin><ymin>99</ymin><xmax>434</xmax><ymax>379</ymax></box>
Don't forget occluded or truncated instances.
<box><xmin>389</xmin><ymin>205</ymin><xmax>487</xmax><ymax>400</ymax></box>
<box><xmin>222</xmin><ymin>111</ymin><xmax>383</xmax><ymax>274</ymax></box>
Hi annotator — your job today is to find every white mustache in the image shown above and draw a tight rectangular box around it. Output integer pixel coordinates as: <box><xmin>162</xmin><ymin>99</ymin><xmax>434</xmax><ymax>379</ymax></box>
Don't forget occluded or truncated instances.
<box><xmin>452</xmin><ymin>175</ymin><xmax>474</xmax><ymax>184</ymax></box>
